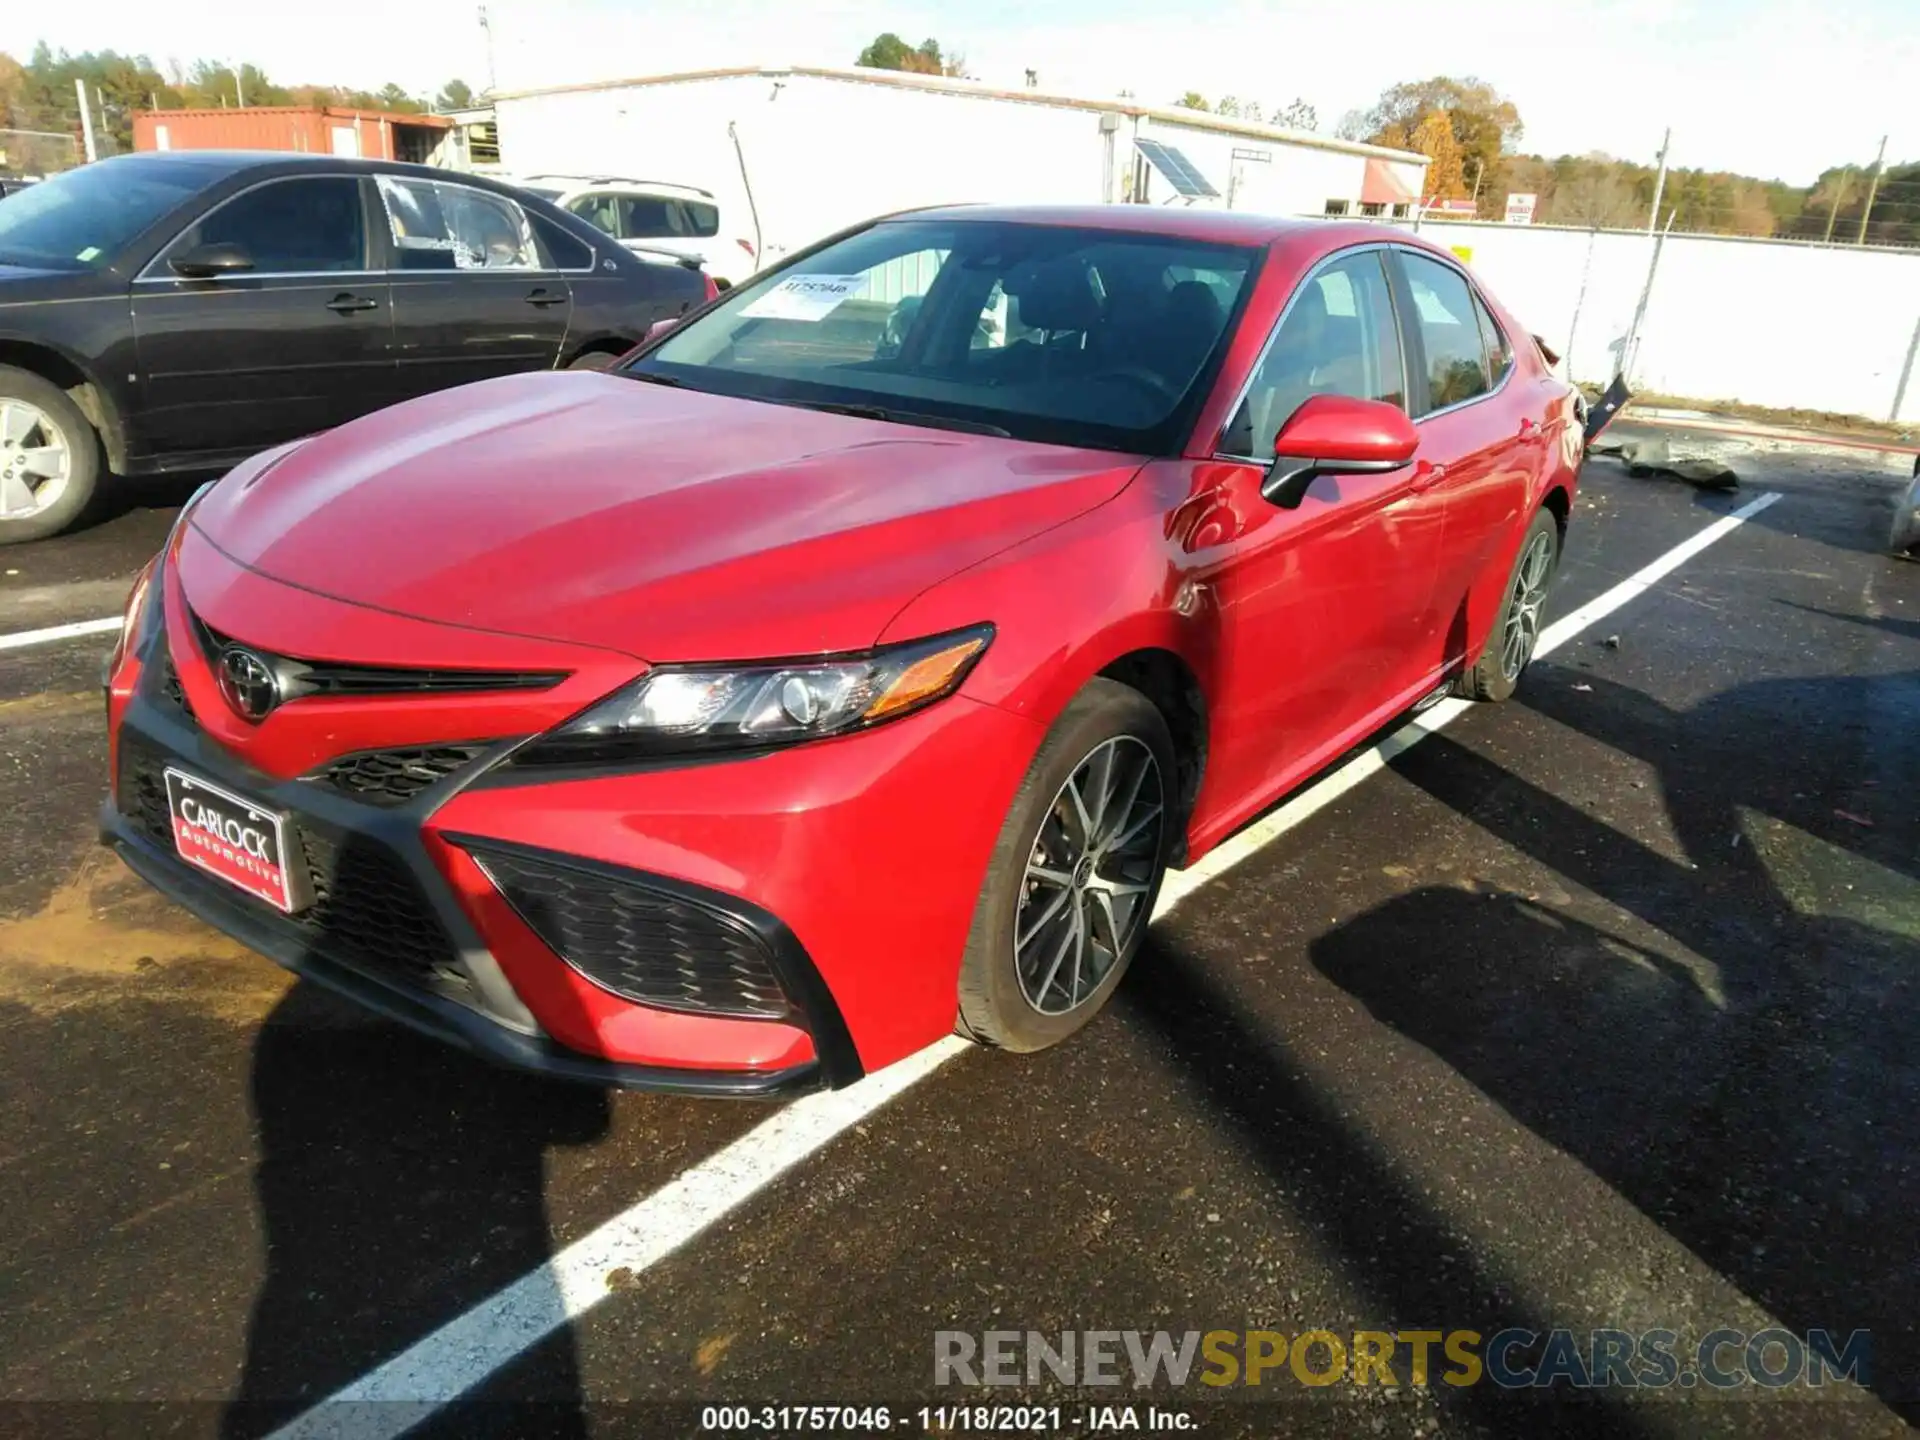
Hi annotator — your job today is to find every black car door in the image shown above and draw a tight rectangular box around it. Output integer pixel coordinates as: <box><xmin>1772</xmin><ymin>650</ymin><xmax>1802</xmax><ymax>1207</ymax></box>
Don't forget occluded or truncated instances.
<box><xmin>374</xmin><ymin>174</ymin><xmax>571</xmax><ymax>401</ymax></box>
<box><xmin>130</xmin><ymin>174</ymin><xmax>394</xmax><ymax>457</ymax></box>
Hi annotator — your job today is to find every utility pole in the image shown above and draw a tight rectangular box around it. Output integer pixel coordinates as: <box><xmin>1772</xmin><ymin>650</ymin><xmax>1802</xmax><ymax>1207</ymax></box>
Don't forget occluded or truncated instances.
<box><xmin>1646</xmin><ymin>127</ymin><xmax>1670</xmax><ymax>235</ymax></box>
<box><xmin>1469</xmin><ymin>157</ymin><xmax>1485</xmax><ymax>209</ymax></box>
<box><xmin>478</xmin><ymin>5</ymin><xmax>498</xmax><ymax>95</ymax></box>
<box><xmin>1823</xmin><ymin>169</ymin><xmax>1851</xmax><ymax>243</ymax></box>
<box><xmin>74</xmin><ymin>78</ymin><xmax>98</xmax><ymax>163</ymax></box>
<box><xmin>234</xmin><ymin>61</ymin><xmax>245</xmax><ymax>108</ymax></box>
<box><xmin>1857</xmin><ymin>134</ymin><xmax>1888</xmax><ymax>246</ymax></box>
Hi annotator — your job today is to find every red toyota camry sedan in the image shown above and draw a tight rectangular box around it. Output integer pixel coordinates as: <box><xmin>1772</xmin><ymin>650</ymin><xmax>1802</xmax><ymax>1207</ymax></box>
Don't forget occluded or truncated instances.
<box><xmin>102</xmin><ymin>206</ymin><xmax>1582</xmax><ymax>1095</ymax></box>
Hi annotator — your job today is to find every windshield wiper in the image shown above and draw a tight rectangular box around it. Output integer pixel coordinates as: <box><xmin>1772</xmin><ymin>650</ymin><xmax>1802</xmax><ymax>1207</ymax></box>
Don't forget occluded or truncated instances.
<box><xmin>785</xmin><ymin>399</ymin><xmax>1012</xmax><ymax>438</ymax></box>
<box><xmin>619</xmin><ymin>370</ymin><xmax>682</xmax><ymax>387</ymax></box>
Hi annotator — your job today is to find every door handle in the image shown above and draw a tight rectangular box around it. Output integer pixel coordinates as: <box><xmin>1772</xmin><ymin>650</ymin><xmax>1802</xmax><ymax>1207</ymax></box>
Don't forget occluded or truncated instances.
<box><xmin>325</xmin><ymin>294</ymin><xmax>378</xmax><ymax>313</ymax></box>
<box><xmin>1518</xmin><ymin>416</ymin><xmax>1539</xmax><ymax>436</ymax></box>
<box><xmin>1410</xmin><ymin>460</ymin><xmax>1449</xmax><ymax>492</ymax></box>
<box><xmin>524</xmin><ymin>288</ymin><xmax>567</xmax><ymax>307</ymax></box>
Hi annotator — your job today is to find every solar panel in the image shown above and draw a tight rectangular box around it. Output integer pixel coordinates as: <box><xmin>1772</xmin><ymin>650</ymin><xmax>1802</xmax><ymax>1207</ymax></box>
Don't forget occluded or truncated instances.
<box><xmin>1134</xmin><ymin>138</ymin><xmax>1221</xmax><ymax>199</ymax></box>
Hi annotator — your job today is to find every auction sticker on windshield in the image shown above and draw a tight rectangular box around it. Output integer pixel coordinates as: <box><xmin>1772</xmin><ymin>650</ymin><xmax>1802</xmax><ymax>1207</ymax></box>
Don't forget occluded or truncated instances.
<box><xmin>163</xmin><ymin>768</ymin><xmax>298</xmax><ymax>912</ymax></box>
<box><xmin>740</xmin><ymin>274</ymin><xmax>867</xmax><ymax>321</ymax></box>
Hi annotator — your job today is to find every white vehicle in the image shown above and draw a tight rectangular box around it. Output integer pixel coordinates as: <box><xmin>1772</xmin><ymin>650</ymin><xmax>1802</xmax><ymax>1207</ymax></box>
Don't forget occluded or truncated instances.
<box><xmin>515</xmin><ymin>175</ymin><xmax>756</xmax><ymax>287</ymax></box>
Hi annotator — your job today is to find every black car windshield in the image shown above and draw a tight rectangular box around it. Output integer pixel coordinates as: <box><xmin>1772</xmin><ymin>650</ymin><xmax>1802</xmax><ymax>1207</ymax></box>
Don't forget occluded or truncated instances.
<box><xmin>0</xmin><ymin>159</ymin><xmax>221</xmax><ymax>271</ymax></box>
<box><xmin>629</xmin><ymin>219</ymin><xmax>1259</xmax><ymax>454</ymax></box>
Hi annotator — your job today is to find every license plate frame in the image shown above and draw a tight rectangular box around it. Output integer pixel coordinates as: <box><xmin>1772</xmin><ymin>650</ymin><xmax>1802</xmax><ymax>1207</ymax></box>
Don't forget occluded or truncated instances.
<box><xmin>163</xmin><ymin>766</ymin><xmax>302</xmax><ymax>914</ymax></box>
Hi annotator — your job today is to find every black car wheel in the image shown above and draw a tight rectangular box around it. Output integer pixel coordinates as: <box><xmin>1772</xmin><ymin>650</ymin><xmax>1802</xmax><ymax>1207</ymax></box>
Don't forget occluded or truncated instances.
<box><xmin>955</xmin><ymin>678</ymin><xmax>1175</xmax><ymax>1052</ymax></box>
<box><xmin>1455</xmin><ymin>507</ymin><xmax>1561</xmax><ymax>703</ymax></box>
<box><xmin>0</xmin><ymin>366</ymin><xmax>101</xmax><ymax>545</ymax></box>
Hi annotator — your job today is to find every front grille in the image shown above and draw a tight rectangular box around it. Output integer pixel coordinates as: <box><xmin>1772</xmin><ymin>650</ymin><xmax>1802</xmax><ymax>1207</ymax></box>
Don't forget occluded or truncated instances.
<box><xmin>116</xmin><ymin>733</ymin><xmax>462</xmax><ymax>990</ymax></box>
<box><xmin>468</xmin><ymin>845</ymin><xmax>793</xmax><ymax>1020</ymax></box>
<box><xmin>194</xmin><ymin>615</ymin><xmax>564</xmax><ymax>698</ymax></box>
<box><xmin>319</xmin><ymin>745</ymin><xmax>490</xmax><ymax>806</ymax></box>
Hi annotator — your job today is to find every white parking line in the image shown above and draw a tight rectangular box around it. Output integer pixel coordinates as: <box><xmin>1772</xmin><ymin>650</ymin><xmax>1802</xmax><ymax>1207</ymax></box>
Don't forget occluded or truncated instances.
<box><xmin>269</xmin><ymin>491</ymin><xmax>1784</xmax><ymax>1440</ymax></box>
<box><xmin>0</xmin><ymin>616</ymin><xmax>122</xmax><ymax>652</ymax></box>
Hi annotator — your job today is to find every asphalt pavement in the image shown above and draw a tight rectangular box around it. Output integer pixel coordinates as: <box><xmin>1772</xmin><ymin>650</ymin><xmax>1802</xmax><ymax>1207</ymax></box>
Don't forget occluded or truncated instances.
<box><xmin>0</xmin><ymin>433</ymin><xmax>1915</xmax><ymax>1439</ymax></box>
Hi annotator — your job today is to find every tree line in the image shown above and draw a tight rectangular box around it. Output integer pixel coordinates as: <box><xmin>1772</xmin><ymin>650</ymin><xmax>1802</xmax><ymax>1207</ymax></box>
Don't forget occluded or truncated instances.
<box><xmin>850</xmin><ymin>42</ymin><xmax>1920</xmax><ymax>248</ymax></box>
<box><xmin>0</xmin><ymin>45</ymin><xmax>474</xmax><ymax>169</ymax></box>
<box><xmin>1333</xmin><ymin>76</ymin><xmax>1919</xmax><ymax>247</ymax></box>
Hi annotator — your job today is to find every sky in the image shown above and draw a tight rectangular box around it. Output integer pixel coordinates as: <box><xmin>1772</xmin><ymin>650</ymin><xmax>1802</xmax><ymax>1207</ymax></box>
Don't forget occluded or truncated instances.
<box><xmin>5</xmin><ymin>0</ymin><xmax>1915</xmax><ymax>185</ymax></box>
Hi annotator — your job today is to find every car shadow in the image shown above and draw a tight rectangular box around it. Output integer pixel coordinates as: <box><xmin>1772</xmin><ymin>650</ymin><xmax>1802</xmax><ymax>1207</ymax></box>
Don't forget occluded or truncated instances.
<box><xmin>91</xmin><ymin>474</ymin><xmax>210</xmax><ymax>532</ymax></box>
<box><xmin>1121</xmin><ymin>935</ymin><xmax>1657</xmax><ymax>1437</ymax></box>
<box><xmin>1770</xmin><ymin>598</ymin><xmax>1920</xmax><ymax>644</ymax></box>
<box><xmin>1308</xmin><ymin>661</ymin><xmax>1920</xmax><ymax>1412</ymax></box>
<box><xmin>222</xmin><ymin>970</ymin><xmax>610</xmax><ymax>1439</ymax></box>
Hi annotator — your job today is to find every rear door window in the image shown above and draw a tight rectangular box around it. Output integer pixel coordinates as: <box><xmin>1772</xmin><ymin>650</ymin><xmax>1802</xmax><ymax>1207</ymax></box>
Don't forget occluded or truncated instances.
<box><xmin>377</xmin><ymin>176</ymin><xmax>541</xmax><ymax>271</ymax></box>
<box><xmin>620</xmin><ymin>196</ymin><xmax>720</xmax><ymax>239</ymax></box>
<box><xmin>1399</xmin><ymin>251</ymin><xmax>1491</xmax><ymax>411</ymax></box>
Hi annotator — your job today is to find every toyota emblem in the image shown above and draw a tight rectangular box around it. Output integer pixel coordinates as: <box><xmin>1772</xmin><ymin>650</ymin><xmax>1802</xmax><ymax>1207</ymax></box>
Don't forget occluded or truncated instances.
<box><xmin>217</xmin><ymin>646</ymin><xmax>280</xmax><ymax>721</ymax></box>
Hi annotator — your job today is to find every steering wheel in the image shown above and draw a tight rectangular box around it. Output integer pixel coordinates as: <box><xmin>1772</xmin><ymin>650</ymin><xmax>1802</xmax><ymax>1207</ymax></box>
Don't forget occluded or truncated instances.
<box><xmin>1093</xmin><ymin>366</ymin><xmax>1181</xmax><ymax>403</ymax></box>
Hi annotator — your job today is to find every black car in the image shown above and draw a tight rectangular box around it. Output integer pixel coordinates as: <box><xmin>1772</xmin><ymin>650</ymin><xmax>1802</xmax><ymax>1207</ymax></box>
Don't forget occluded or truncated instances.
<box><xmin>0</xmin><ymin>151</ymin><xmax>711</xmax><ymax>543</ymax></box>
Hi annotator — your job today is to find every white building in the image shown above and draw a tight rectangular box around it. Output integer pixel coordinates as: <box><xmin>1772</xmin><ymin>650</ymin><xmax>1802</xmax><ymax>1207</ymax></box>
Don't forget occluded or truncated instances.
<box><xmin>491</xmin><ymin>65</ymin><xmax>1429</xmax><ymax>268</ymax></box>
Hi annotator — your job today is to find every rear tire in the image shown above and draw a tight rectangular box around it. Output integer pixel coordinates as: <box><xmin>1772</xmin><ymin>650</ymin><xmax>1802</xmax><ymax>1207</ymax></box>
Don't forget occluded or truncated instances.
<box><xmin>955</xmin><ymin>678</ymin><xmax>1175</xmax><ymax>1053</ymax></box>
<box><xmin>0</xmin><ymin>366</ymin><xmax>102</xmax><ymax>545</ymax></box>
<box><xmin>1456</xmin><ymin>507</ymin><xmax>1560</xmax><ymax>703</ymax></box>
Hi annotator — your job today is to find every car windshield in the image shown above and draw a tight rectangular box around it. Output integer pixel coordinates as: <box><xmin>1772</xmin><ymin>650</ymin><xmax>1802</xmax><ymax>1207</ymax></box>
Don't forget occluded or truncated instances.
<box><xmin>630</xmin><ymin>219</ymin><xmax>1259</xmax><ymax>454</ymax></box>
<box><xmin>0</xmin><ymin>159</ymin><xmax>221</xmax><ymax>270</ymax></box>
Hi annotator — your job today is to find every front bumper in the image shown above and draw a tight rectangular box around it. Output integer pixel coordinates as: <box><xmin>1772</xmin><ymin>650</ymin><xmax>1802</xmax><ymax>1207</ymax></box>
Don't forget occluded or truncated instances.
<box><xmin>103</xmin><ymin>586</ymin><xmax>1047</xmax><ymax>1093</ymax></box>
<box><xmin>101</xmin><ymin>685</ymin><xmax>844</xmax><ymax>1097</ymax></box>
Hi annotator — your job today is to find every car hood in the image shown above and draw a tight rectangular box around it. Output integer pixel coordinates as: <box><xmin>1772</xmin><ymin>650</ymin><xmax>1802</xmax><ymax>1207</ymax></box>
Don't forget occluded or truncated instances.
<box><xmin>190</xmin><ymin>371</ymin><xmax>1144</xmax><ymax>662</ymax></box>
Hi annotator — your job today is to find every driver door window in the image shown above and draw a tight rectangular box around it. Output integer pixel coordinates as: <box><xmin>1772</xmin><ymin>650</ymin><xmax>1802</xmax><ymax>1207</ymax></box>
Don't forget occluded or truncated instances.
<box><xmin>166</xmin><ymin>176</ymin><xmax>367</xmax><ymax>274</ymax></box>
<box><xmin>1222</xmin><ymin>250</ymin><xmax>1404</xmax><ymax>457</ymax></box>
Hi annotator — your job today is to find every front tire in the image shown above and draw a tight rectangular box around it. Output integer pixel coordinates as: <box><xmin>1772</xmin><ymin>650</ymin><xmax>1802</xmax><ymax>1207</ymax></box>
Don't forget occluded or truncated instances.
<box><xmin>566</xmin><ymin>351</ymin><xmax>621</xmax><ymax>372</ymax></box>
<box><xmin>956</xmin><ymin>678</ymin><xmax>1175</xmax><ymax>1053</ymax></box>
<box><xmin>0</xmin><ymin>366</ymin><xmax>102</xmax><ymax>545</ymax></box>
<box><xmin>1456</xmin><ymin>507</ymin><xmax>1560</xmax><ymax>703</ymax></box>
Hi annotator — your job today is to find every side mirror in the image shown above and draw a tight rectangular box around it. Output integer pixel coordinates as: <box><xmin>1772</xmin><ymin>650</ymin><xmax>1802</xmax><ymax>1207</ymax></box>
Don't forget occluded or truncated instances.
<box><xmin>169</xmin><ymin>242</ymin><xmax>255</xmax><ymax>279</ymax></box>
<box><xmin>1261</xmin><ymin>394</ymin><xmax>1419</xmax><ymax>510</ymax></box>
<box><xmin>644</xmin><ymin>316</ymin><xmax>681</xmax><ymax>343</ymax></box>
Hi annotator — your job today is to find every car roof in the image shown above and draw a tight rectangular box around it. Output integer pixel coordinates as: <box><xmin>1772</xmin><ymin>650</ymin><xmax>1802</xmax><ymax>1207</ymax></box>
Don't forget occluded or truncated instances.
<box><xmin>521</xmin><ymin>175</ymin><xmax>715</xmax><ymax>199</ymax></box>
<box><xmin>891</xmin><ymin>204</ymin><xmax>1391</xmax><ymax>250</ymax></box>
<box><xmin>89</xmin><ymin>149</ymin><xmax>526</xmax><ymax>191</ymax></box>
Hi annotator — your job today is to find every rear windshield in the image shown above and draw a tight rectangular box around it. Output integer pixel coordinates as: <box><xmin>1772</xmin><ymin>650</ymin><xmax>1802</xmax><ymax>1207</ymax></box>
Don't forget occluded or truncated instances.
<box><xmin>630</xmin><ymin>219</ymin><xmax>1259</xmax><ymax>454</ymax></box>
<box><xmin>0</xmin><ymin>158</ymin><xmax>221</xmax><ymax>270</ymax></box>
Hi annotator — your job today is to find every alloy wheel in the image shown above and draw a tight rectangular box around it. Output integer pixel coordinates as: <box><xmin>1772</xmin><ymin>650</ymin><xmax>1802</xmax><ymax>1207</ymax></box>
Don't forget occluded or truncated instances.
<box><xmin>1500</xmin><ymin>531</ymin><xmax>1555</xmax><ymax>681</ymax></box>
<box><xmin>1015</xmin><ymin>736</ymin><xmax>1165</xmax><ymax>1015</ymax></box>
<box><xmin>0</xmin><ymin>400</ymin><xmax>72</xmax><ymax>521</ymax></box>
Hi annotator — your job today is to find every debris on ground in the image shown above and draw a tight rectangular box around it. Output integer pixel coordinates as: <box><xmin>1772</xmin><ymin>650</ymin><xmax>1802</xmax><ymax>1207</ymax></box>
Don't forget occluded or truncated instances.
<box><xmin>1590</xmin><ymin>435</ymin><xmax>1740</xmax><ymax>491</ymax></box>
<box><xmin>1604</xmin><ymin>634</ymin><xmax>1622</xmax><ymax>649</ymax></box>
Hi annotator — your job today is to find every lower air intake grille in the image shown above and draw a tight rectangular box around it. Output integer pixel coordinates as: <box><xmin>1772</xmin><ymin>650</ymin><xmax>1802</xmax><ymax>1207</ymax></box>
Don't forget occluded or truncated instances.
<box><xmin>158</xmin><ymin>649</ymin><xmax>194</xmax><ymax>719</ymax></box>
<box><xmin>320</xmin><ymin>745</ymin><xmax>489</xmax><ymax>806</ymax></box>
<box><xmin>467</xmin><ymin>845</ymin><xmax>793</xmax><ymax>1020</ymax></box>
<box><xmin>116</xmin><ymin>733</ymin><xmax>462</xmax><ymax>990</ymax></box>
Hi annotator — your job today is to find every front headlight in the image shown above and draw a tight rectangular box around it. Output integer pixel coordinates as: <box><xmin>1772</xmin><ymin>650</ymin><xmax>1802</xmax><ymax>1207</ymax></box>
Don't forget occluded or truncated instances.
<box><xmin>515</xmin><ymin>625</ymin><xmax>994</xmax><ymax>764</ymax></box>
<box><xmin>107</xmin><ymin>556</ymin><xmax>159</xmax><ymax>676</ymax></box>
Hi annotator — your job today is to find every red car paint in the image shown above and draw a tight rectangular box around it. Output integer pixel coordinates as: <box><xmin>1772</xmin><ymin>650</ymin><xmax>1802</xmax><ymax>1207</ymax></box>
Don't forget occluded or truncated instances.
<box><xmin>104</xmin><ymin>208</ymin><xmax>1579</xmax><ymax>1091</ymax></box>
